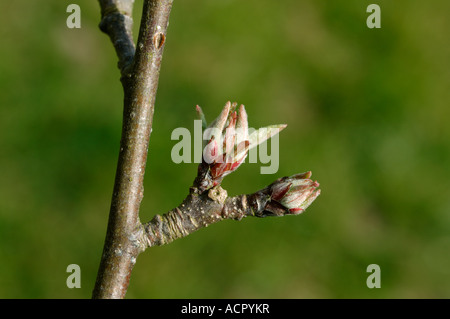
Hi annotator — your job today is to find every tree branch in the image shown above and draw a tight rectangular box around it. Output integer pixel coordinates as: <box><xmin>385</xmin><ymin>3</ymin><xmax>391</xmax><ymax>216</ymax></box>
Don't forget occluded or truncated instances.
<box><xmin>141</xmin><ymin>186</ymin><xmax>278</xmax><ymax>248</ymax></box>
<box><xmin>141</xmin><ymin>172</ymin><xmax>320</xmax><ymax>248</ymax></box>
<box><xmin>94</xmin><ymin>0</ymin><xmax>320</xmax><ymax>299</ymax></box>
<box><xmin>93</xmin><ymin>0</ymin><xmax>174</xmax><ymax>299</ymax></box>
<box><xmin>98</xmin><ymin>0</ymin><xmax>135</xmax><ymax>76</ymax></box>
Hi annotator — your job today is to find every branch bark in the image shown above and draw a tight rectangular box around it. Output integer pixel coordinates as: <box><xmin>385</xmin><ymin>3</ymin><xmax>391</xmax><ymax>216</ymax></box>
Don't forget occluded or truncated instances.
<box><xmin>143</xmin><ymin>185</ymin><xmax>291</xmax><ymax>248</ymax></box>
<box><xmin>140</xmin><ymin>170</ymin><xmax>320</xmax><ymax>248</ymax></box>
<box><xmin>93</xmin><ymin>0</ymin><xmax>174</xmax><ymax>299</ymax></box>
<box><xmin>98</xmin><ymin>0</ymin><xmax>135</xmax><ymax>77</ymax></box>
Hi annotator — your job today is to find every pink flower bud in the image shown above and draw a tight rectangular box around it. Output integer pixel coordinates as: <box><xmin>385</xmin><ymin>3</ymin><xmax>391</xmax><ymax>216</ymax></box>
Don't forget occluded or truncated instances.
<box><xmin>196</xmin><ymin>101</ymin><xmax>287</xmax><ymax>191</ymax></box>
<box><xmin>269</xmin><ymin>172</ymin><xmax>320</xmax><ymax>214</ymax></box>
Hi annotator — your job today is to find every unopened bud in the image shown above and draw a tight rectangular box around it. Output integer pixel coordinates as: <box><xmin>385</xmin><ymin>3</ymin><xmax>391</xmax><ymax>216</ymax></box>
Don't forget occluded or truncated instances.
<box><xmin>269</xmin><ymin>171</ymin><xmax>320</xmax><ymax>215</ymax></box>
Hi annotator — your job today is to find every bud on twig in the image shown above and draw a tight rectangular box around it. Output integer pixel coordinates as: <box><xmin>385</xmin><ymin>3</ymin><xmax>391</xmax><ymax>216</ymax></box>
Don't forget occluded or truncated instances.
<box><xmin>195</xmin><ymin>101</ymin><xmax>287</xmax><ymax>192</ymax></box>
<box><xmin>264</xmin><ymin>171</ymin><xmax>320</xmax><ymax>216</ymax></box>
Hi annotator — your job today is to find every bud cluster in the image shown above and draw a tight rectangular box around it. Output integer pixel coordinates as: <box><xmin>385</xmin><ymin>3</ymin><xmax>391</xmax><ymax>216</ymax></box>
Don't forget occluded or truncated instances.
<box><xmin>196</xmin><ymin>101</ymin><xmax>287</xmax><ymax>191</ymax></box>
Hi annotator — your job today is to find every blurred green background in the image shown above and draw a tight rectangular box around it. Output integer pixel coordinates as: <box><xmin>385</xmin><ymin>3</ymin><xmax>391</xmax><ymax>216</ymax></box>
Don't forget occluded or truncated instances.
<box><xmin>0</xmin><ymin>0</ymin><xmax>449</xmax><ymax>298</ymax></box>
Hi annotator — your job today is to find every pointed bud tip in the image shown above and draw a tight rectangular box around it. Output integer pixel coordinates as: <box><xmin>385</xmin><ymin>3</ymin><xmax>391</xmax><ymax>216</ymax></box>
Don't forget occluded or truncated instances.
<box><xmin>292</xmin><ymin>171</ymin><xmax>312</xmax><ymax>180</ymax></box>
<box><xmin>195</xmin><ymin>105</ymin><xmax>202</xmax><ymax>115</ymax></box>
<box><xmin>270</xmin><ymin>124</ymin><xmax>287</xmax><ymax>132</ymax></box>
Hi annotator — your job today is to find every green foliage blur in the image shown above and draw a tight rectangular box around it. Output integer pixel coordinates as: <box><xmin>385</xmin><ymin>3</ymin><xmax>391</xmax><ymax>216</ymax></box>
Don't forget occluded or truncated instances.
<box><xmin>0</xmin><ymin>0</ymin><xmax>449</xmax><ymax>298</ymax></box>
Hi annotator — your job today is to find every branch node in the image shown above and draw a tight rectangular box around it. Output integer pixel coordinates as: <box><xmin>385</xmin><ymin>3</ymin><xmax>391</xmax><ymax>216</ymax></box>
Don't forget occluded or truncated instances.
<box><xmin>208</xmin><ymin>186</ymin><xmax>228</xmax><ymax>204</ymax></box>
<box><xmin>153</xmin><ymin>32</ymin><xmax>166</xmax><ymax>49</ymax></box>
